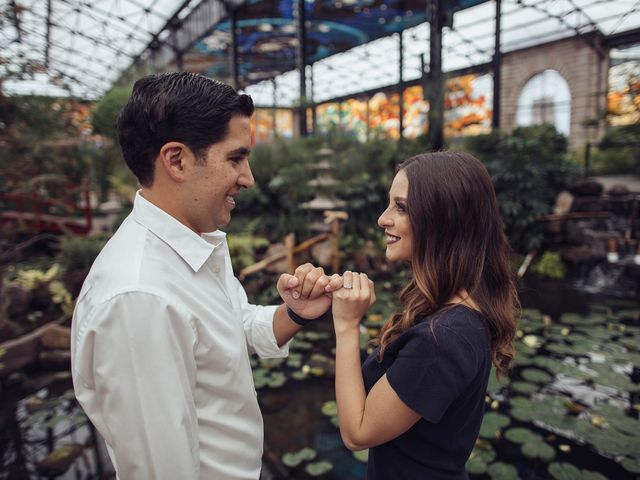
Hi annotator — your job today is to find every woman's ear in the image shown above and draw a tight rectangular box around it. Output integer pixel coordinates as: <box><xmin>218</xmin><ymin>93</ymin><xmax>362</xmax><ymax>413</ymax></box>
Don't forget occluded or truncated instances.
<box><xmin>158</xmin><ymin>142</ymin><xmax>193</xmax><ymax>182</ymax></box>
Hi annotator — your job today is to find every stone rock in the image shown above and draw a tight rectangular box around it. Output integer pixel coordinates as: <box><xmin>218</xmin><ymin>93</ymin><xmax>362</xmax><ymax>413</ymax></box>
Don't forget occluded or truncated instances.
<box><xmin>25</xmin><ymin>394</ymin><xmax>46</xmax><ymax>413</ymax></box>
<box><xmin>607</xmin><ymin>183</ymin><xmax>630</xmax><ymax>196</ymax></box>
<box><xmin>39</xmin><ymin>349</ymin><xmax>71</xmax><ymax>370</ymax></box>
<box><xmin>565</xmin><ymin>221</ymin><xmax>589</xmax><ymax>245</ymax></box>
<box><xmin>562</xmin><ymin>245</ymin><xmax>605</xmax><ymax>263</ymax></box>
<box><xmin>570</xmin><ymin>196</ymin><xmax>604</xmax><ymax>213</ymax></box>
<box><xmin>36</xmin><ymin>443</ymin><xmax>83</xmax><ymax>476</ymax></box>
<box><xmin>40</xmin><ymin>324</ymin><xmax>71</xmax><ymax>350</ymax></box>
<box><xmin>4</xmin><ymin>284</ymin><xmax>33</xmax><ymax>318</ymax></box>
<box><xmin>570</xmin><ymin>179</ymin><xmax>604</xmax><ymax>196</ymax></box>
<box><xmin>5</xmin><ymin>371</ymin><xmax>28</xmax><ymax>388</ymax></box>
<box><xmin>0</xmin><ymin>319</ymin><xmax>15</xmax><ymax>344</ymax></box>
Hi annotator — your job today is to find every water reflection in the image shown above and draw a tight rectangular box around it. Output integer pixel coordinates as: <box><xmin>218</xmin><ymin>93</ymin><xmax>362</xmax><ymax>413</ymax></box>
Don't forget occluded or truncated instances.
<box><xmin>261</xmin><ymin>278</ymin><xmax>640</xmax><ymax>479</ymax></box>
<box><xmin>0</xmin><ymin>373</ymin><xmax>114</xmax><ymax>480</ymax></box>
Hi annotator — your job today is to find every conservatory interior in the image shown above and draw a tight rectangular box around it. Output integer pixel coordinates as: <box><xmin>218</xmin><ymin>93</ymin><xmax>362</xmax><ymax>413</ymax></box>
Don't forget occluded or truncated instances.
<box><xmin>1</xmin><ymin>0</ymin><xmax>639</xmax><ymax>478</ymax></box>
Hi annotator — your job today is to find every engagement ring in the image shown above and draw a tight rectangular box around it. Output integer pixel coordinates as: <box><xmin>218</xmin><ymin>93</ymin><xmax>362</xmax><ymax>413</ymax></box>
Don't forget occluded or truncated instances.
<box><xmin>343</xmin><ymin>283</ymin><xmax>353</xmax><ymax>289</ymax></box>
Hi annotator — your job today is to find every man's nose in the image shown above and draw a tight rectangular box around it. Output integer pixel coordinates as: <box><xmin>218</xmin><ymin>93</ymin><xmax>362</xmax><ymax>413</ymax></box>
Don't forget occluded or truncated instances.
<box><xmin>239</xmin><ymin>160</ymin><xmax>255</xmax><ymax>188</ymax></box>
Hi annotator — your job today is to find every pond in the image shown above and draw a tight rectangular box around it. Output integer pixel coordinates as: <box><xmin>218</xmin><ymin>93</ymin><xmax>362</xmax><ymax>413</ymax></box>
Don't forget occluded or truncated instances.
<box><xmin>1</xmin><ymin>276</ymin><xmax>638</xmax><ymax>480</ymax></box>
<box><xmin>0</xmin><ymin>371</ymin><xmax>114</xmax><ymax>479</ymax></box>
<box><xmin>258</xmin><ymin>275</ymin><xmax>640</xmax><ymax>480</ymax></box>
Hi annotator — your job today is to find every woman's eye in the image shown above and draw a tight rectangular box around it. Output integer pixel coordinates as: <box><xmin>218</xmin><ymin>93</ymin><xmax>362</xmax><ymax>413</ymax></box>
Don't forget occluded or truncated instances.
<box><xmin>396</xmin><ymin>203</ymin><xmax>406</xmax><ymax>212</ymax></box>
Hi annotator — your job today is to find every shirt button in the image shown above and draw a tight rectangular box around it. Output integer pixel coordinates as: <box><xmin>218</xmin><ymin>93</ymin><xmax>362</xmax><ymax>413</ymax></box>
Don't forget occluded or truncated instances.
<box><xmin>211</xmin><ymin>264</ymin><xmax>220</xmax><ymax>273</ymax></box>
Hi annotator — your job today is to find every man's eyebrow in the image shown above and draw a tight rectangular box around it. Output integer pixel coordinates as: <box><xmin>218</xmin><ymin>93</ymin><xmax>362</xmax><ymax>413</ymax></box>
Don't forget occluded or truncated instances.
<box><xmin>228</xmin><ymin>147</ymin><xmax>251</xmax><ymax>156</ymax></box>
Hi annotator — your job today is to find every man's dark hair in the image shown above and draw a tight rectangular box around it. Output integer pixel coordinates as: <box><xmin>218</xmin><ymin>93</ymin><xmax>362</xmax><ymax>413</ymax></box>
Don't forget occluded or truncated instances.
<box><xmin>117</xmin><ymin>72</ymin><xmax>254</xmax><ymax>186</ymax></box>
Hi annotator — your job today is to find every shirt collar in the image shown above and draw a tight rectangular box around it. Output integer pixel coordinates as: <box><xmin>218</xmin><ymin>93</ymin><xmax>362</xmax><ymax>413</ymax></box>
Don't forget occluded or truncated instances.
<box><xmin>133</xmin><ymin>191</ymin><xmax>226</xmax><ymax>272</ymax></box>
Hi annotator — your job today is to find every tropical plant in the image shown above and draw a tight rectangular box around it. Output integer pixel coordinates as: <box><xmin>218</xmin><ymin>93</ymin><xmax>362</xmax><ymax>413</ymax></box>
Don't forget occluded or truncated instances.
<box><xmin>90</xmin><ymin>86</ymin><xmax>133</xmax><ymax>201</ymax></box>
<box><xmin>465</xmin><ymin>125</ymin><xmax>581</xmax><ymax>253</ymax></box>
<box><xmin>588</xmin><ymin>124</ymin><xmax>640</xmax><ymax>175</ymax></box>
<box><xmin>231</xmin><ymin>132</ymin><xmax>430</xmax><ymax>252</ymax></box>
<box><xmin>533</xmin><ymin>251</ymin><xmax>567</xmax><ymax>279</ymax></box>
<box><xmin>56</xmin><ymin>234</ymin><xmax>109</xmax><ymax>272</ymax></box>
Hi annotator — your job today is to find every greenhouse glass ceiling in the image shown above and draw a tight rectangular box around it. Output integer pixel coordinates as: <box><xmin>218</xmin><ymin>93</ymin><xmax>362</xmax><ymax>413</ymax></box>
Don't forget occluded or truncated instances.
<box><xmin>1</xmin><ymin>0</ymin><xmax>639</xmax><ymax>102</ymax></box>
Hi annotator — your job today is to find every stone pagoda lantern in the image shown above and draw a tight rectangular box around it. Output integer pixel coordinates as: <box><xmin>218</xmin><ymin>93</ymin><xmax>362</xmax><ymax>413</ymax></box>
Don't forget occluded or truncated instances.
<box><xmin>300</xmin><ymin>144</ymin><xmax>346</xmax><ymax>232</ymax></box>
<box><xmin>300</xmin><ymin>144</ymin><xmax>347</xmax><ymax>270</ymax></box>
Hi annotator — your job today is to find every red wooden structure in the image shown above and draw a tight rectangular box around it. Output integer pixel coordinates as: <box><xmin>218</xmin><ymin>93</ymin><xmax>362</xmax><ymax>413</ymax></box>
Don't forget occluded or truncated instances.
<box><xmin>0</xmin><ymin>176</ymin><xmax>92</xmax><ymax>235</ymax></box>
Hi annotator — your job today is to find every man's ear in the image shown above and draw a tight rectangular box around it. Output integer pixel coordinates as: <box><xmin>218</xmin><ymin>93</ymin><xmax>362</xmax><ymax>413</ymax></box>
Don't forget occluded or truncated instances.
<box><xmin>157</xmin><ymin>142</ymin><xmax>193</xmax><ymax>182</ymax></box>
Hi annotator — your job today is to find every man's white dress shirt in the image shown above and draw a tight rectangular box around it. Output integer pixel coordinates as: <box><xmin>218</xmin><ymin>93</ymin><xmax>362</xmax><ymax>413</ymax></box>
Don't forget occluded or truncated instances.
<box><xmin>71</xmin><ymin>192</ymin><xmax>289</xmax><ymax>479</ymax></box>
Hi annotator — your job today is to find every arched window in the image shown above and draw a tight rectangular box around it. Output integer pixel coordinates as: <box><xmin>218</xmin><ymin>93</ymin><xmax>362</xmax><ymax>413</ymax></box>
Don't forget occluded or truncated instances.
<box><xmin>516</xmin><ymin>69</ymin><xmax>571</xmax><ymax>136</ymax></box>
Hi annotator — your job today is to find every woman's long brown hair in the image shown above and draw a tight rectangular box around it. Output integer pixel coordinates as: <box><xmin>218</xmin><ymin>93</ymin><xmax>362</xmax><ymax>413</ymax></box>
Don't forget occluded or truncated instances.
<box><xmin>374</xmin><ymin>151</ymin><xmax>519</xmax><ymax>378</ymax></box>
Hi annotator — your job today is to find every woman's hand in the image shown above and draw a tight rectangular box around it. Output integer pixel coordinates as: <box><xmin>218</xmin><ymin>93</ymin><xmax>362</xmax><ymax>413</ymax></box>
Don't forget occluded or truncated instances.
<box><xmin>332</xmin><ymin>271</ymin><xmax>376</xmax><ymax>334</ymax></box>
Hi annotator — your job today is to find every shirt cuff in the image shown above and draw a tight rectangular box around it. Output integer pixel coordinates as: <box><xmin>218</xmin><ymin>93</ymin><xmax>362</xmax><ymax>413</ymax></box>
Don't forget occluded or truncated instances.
<box><xmin>248</xmin><ymin>304</ymin><xmax>291</xmax><ymax>358</ymax></box>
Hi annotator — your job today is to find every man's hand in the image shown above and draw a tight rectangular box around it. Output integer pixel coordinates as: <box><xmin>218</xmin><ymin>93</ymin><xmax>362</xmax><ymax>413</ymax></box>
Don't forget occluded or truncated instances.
<box><xmin>277</xmin><ymin>263</ymin><xmax>343</xmax><ymax>320</ymax></box>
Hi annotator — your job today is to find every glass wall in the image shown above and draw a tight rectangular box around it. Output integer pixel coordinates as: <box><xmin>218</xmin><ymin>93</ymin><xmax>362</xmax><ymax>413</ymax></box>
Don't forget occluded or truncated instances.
<box><xmin>608</xmin><ymin>46</ymin><xmax>640</xmax><ymax>126</ymax></box>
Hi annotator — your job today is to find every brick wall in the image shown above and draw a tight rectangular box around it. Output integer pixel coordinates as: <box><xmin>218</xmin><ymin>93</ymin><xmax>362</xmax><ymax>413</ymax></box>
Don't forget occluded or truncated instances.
<box><xmin>499</xmin><ymin>33</ymin><xmax>609</xmax><ymax>150</ymax></box>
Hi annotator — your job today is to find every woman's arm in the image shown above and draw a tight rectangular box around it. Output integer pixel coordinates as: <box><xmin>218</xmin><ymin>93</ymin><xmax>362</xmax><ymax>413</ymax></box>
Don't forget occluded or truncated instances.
<box><xmin>333</xmin><ymin>272</ymin><xmax>421</xmax><ymax>450</ymax></box>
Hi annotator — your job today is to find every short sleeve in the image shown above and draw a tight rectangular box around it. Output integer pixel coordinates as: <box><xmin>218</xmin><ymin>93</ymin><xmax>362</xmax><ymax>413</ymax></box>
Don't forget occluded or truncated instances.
<box><xmin>385</xmin><ymin>323</ymin><xmax>479</xmax><ymax>424</ymax></box>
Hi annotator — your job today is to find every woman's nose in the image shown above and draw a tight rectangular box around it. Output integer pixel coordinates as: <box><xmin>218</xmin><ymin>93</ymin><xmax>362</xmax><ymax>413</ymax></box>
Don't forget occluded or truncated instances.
<box><xmin>378</xmin><ymin>209</ymin><xmax>392</xmax><ymax>228</ymax></box>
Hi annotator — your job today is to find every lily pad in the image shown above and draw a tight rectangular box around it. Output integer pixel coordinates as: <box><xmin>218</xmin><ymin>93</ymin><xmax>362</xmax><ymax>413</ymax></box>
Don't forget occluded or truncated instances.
<box><xmin>487</xmin><ymin>368</ymin><xmax>510</xmax><ymax>393</ymax></box>
<box><xmin>510</xmin><ymin>408</ymin><xmax>537</xmax><ymax>422</ymax></box>
<box><xmin>521</xmin><ymin>308</ymin><xmax>545</xmax><ymax>321</ymax></box>
<box><xmin>546</xmin><ymin>342</ymin><xmax>577</xmax><ymax>355</ymax></box>
<box><xmin>560</xmin><ymin>313</ymin><xmax>604</xmax><ymax>326</ymax></box>
<box><xmin>465</xmin><ymin>454</ymin><xmax>488</xmax><ymax>475</ymax></box>
<box><xmin>291</xmin><ymin>339</ymin><xmax>313</xmax><ymax>350</ymax></box>
<box><xmin>286</xmin><ymin>357</ymin><xmax>302</xmax><ymax>368</ymax></box>
<box><xmin>621</xmin><ymin>457</ymin><xmax>640</xmax><ymax>474</ymax></box>
<box><xmin>305</xmin><ymin>331</ymin><xmax>330</xmax><ymax>341</ymax></box>
<box><xmin>511</xmin><ymin>381</ymin><xmax>539</xmax><ymax>394</ymax></box>
<box><xmin>548</xmin><ymin>462</ymin><xmax>582</xmax><ymax>480</ymax></box>
<box><xmin>509</xmin><ymin>397</ymin><xmax>534</xmax><ymax>409</ymax></box>
<box><xmin>521</xmin><ymin>439</ymin><xmax>556</xmax><ymax>462</ymax></box>
<box><xmin>487</xmin><ymin>462</ymin><xmax>520</xmax><ymax>480</ymax></box>
<box><xmin>299</xmin><ymin>448</ymin><xmax>317</xmax><ymax>461</ymax></box>
<box><xmin>305</xmin><ymin>460</ymin><xmax>333</xmax><ymax>476</ymax></box>
<box><xmin>521</xmin><ymin>368</ymin><xmax>553</xmax><ymax>383</ymax></box>
<box><xmin>281</xmin><ymin>447</ymin><xmax>316</xmax><ymax>467</ymax></box>
<box><xmin>581</xmin><ymin>470</ymin><xmax>607</xmax><ymax>480</ymax></box>
<box><xmin>479</xmin><ymin>412</ymin><xmax>510</xmax><ymax>439</ymax></box>
<box><xmin>473</xmin><ymin>441</ymin><xmax>497</xmax><ymax>463</ymax></box>
<box><xmin>267</xmin><ymin>372</ymin><xmax>287</xmax><ymax>388</ymax></box>
<box><xmin>504</xmin><ymin>427</ymin><xmax>540</xmax><ymax>444</ymax></box>
<box><xmin>605</xmin><ymin>413</ymin><xmax>640</xmax><ymax>436</ymax></box>
<box><xmin>282</xmin><ymin>452</ymin><xmax>304</xmax><ymax>468</ymax></box>
<box><xmin>616</xmin><ymin>309</ymin><xmax>640</xmax><ymax>321</ymax></box>
<box><xmin>291</xmin><ymin>371</ymin><xmax>308</xmax><ymax>380</ymax></box>
<box><xmin>321</xmin><ymin>401</ymin><xmax>338</xmax><ymax>416</ymax></box>
<box><xmin>260</xmin><ymin>357</ymin><xmax>285</xmax><ymax>369</ymax></box>
<box><xmin>352</xmin><ymin>449</ymin><xmax>368</xmax><ymax>463</ymax></box>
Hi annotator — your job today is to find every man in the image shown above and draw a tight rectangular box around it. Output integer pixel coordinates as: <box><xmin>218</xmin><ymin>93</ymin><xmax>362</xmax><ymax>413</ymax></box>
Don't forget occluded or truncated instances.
<box><xmin>71</xmin><ymin>72</ymin><xmax>340</xmax><ymax>479</ymax></box>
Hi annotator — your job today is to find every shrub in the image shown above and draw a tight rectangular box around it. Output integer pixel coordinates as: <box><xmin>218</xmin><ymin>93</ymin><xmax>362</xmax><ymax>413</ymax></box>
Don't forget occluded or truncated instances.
<box><xmin>231</xmin><ymin>132</ymin><xmax>407</xmax><ymax>245</ymax></box>
<box><xmin>465</xmin><ymin>125</ymin><xmax>581</xmax><ymax>253</ymax></box>
<box><xmin>533</xmin><ymin>251</ymin><xmax>567</xmax><ymax>279</ymax></box>
<box><xmin>56</xmin><ymin>234</ymin><xmax>109</xmax><ymax>272</ymax></box>
<box><xmin>589</xmin><ymin>124</ymin><xmax>640</xmax><ymax>175</ymax></box>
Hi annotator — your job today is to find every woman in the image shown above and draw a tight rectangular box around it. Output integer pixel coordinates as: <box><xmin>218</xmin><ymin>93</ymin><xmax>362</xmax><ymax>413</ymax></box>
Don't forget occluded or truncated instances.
<box><xmin>332</xmin><ymin>151</ymin><xmax>519</xmax><ymax>480</ymax></box>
